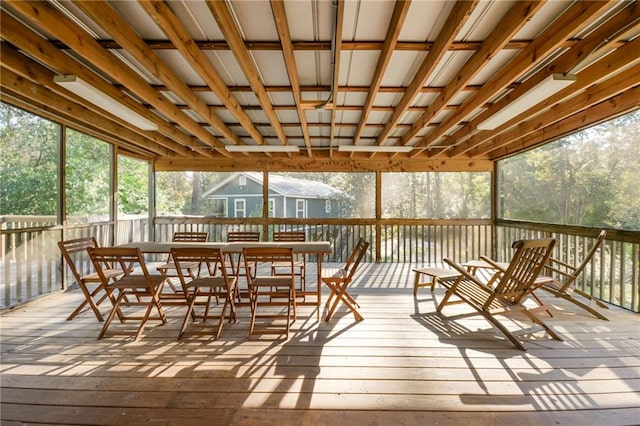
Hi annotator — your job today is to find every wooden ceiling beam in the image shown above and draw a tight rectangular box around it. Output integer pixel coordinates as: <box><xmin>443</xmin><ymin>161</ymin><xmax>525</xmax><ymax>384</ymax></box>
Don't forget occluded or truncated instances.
<box><xmin>489</xmin><ymin>86</ymin><xmax>640</xmax><ymax>160</ymax></box>
<box><xmin>147</xmin><ymin>84</ymin><xmax>480</xmax><ymax>93</ymax></box>
<box><xmin>85</xmin><ymin>39</ymin><xmax>570</xmax><ymax>52</ymax></box>
<box><xmin>446</xmin><ymin>4</ymin><xmax>640</xmax><ymax>158</ymax></box>
<box><xmin>0</xmin><ymin>90</ymin><xmax>153</xmax><ymax>160</ymax></box>
<box><xmin>0</xmin><ymin>42</ymin><xmax>186</xmax><ymax>158</ymax></box>
<box><xmin>206</xmin><ymin>0</ymin><xmax>288</xmax><ymax>147</ymax></box>
<box><xmin>138</xmin><ymin>0</ymin><xmax>265</xmax><ymax>148</ymax></box>
<box><xmin>399</xmin><ymin>1</ymin><xmax>544</xmax><ymax>147</ymax></box>
<box><xmin>471</xmin><ymin>62</ymin><xmax>640</xmax><ymax>158</ymax></box>
<box><xmin>412</xmin><ymin>0</ymin><xmax>614</xmax><ymax>155</ymax></box>
<box><xmin>0</xmin><ymin>67</ymin><xmax>166</xmax><ymax>158</ymax></box>
<box><xmin>270</xmin><ymin>0</ymin><xmax>312</xmax><ymax>157</ymax></box>
<box><xmin>447</xmin><ymin>3</ymin><xmax>640</xmax><ymax>158</ymax></box>
<box><xmin>72</xmin><ymin>0</ymin><xmax>239</xmax><ymax>152</ymax></box>
<box><xmin>352</xmin><ymin>0</ymin><xmax>411</xmax><ymax>146</ymax></box>
<box><xmin>0</xmin><ymin>91</ymin><xmax>153</xmax><ymax>162</ymax></box>
<box><xmin>455</xmin><ymin>32</ymin><xmax>640</xmax><ymax>158</ymax></box>
<box><xmin>373</xmin><ymin>1</ymin><xmax>478</xmax><ymax>146</ymax></box>
<box><xmin>0</xmin><ymin>10</ymin><xmax>205</xmax><ymax>158</ymax></box>
<box><xmin>5</xmin><ymin>0</ymin><xmax>230</xmax><ymax>158</ymax></box>
<box><xmin>155</xmin><ymin>156</ymin><xmax>492</xmax><ymax>173</ymax></box>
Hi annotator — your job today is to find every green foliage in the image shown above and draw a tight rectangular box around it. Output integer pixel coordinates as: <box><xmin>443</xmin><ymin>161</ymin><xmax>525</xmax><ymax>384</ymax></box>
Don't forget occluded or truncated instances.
<box><xmin>499</xmin><ymin>110</ymin><xmax>640</xmax><ymax>230</ymax></box>
<box><xmin>0</xmin><ymin>104</ymin><xmax>58</xmax><ymax>215</ymax></box>
<box><xmin>65</xmin><ymin>129</ymin><xmax>110</xmax><ymax>219</ymax></box>
<box><xmin>118</xmin><ymin>156</ymin><xmax>149</xmax><ymax>215</ymax></box>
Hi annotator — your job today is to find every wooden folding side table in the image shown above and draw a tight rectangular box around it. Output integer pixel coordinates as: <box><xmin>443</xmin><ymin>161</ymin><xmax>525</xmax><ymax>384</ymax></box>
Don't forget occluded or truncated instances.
<box><xmin>412</xmin><ymin>267</ymin><xmax>461</xmax><ymax>297</ymax></box>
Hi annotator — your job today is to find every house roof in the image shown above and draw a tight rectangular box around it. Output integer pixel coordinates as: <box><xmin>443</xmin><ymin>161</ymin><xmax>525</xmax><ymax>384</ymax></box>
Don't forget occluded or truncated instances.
<box><xmin>1</xmin><ymin>1</ymin><xmax>638</xmax><ymax>173</ymax></box>
<box><xmin>202</xmin><ymin>172</ymin><xmax>350</xmax><ymax>199</ymax></box>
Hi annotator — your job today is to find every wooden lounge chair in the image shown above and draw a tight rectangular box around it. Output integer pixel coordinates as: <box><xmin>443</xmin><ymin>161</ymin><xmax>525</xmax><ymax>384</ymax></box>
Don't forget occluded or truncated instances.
<box><xmin>321</xmin><ymin>237</ymin><xmax>369</xmax><ymax>321</ymax></box>
<box><xmin>271</xmin><ymin>231</ymin><xmax>306</xmax><ymax>292</ymax></box>
<box><xmin>171</xmin><ymin>247</ymin><xmax>237</xmax><ymax>340</ymax></box>
<box><xmin>58</xmin><ymin>237</ymin><xmax>123</xmax><ymax>321</ymax></box>
<box><xmin>435</xmin><ymin>238</ymin><xmax>560</xmax><ymax>351</ymax></box>
<box><xmin>88</xmin><ymin>247</ymin><xmax>167</xmax><ymax>340</ymax></box>
<box><xmin>243</xmin><ymin>247</ymin><xmax>296</xmax><ymax>338</ymax></box>
<box><xmin>532</xmin><ymin>230</ymin><xmax>609</xmax><ymax>320</ymax></box>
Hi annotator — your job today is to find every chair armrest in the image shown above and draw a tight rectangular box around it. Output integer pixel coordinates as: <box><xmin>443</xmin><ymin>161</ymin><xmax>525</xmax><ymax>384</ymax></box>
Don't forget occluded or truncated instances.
<box><xmin>545</xmin><ymin>256</ymin><xmax>577</xmax><ymax>272</ymax></box>
<box><xmin>479</xmin><ymin>256</ymin><xmax>508</xmax><ymax>273</ymax></box>
<box><xmin>443</xmin><ymin>258</ymin><xmax>489</xmax><ymax>289</ymax></box>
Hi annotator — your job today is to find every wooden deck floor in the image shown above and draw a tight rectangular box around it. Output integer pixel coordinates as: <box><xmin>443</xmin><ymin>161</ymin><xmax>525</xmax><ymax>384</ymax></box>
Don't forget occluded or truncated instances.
<box><xmin>1</xmin><ymin>263</ymin><xmax>639</xmax><ymax>425</ymax></box>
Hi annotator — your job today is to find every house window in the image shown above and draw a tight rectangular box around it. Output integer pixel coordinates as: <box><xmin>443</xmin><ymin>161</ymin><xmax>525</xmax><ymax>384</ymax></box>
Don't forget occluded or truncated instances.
<box><xmin>239</xmin><ymin>175</ymin><xmax>246</xmax><ymax>186</ymax></box>
<box><xmin>296</xmin><ymin>199</ymin><xmax>306</xmax><ymax>218</ymax></box>
<box><xmin>325</xmin><ymin>199</ymin><xmax>331</xmax><ymax>213</ymax></box>
<box><xmin>235</xmin><ymin>199</ymin><xmax>246</xmax><ymax>218</ymax></box>
<box><xmin>268</xmin><ymin>198</ymin><xmax>276</xmax><ymax>217</ymax></box>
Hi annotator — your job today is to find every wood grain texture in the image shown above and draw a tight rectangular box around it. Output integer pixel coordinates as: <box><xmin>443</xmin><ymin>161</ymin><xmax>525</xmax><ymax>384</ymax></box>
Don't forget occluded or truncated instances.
<box><xmin>1</xmin><ymin>263</ymin><xmax>639</xmax><ymax>425</ymax></box>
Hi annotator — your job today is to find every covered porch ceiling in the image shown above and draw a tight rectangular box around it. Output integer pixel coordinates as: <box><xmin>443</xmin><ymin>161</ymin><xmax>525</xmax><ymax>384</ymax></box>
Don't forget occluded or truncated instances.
<box><xmin>1</xmin><ymin>1</ymin><xmax>639</xmax><ymax>172</ymax></box>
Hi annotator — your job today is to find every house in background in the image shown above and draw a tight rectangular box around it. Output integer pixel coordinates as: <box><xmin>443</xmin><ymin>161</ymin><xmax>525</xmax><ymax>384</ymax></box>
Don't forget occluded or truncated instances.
<box><xmin>202</xmin><ymin>172</ymin><xmax>351</xmax><ymax>219</ymax></box>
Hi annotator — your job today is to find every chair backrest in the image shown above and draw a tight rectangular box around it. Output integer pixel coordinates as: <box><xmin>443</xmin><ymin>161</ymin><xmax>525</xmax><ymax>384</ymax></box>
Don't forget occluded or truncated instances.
<box><xmin>342</xmin><ymin>237</ymin><xmax>370</xmax><ymax>282</ymax></box>
<box><xmin>171</xmin><ymin>247</ymin><xmax>230</xmax><ymax>284</ymax></box>
<box><xmin>227</xmin><ymin>231</ymin><xmax>260</xmax><ymax>242</ymax></box>
<box><xmin>243</xmin><ymin>247</ymin><xmax>294</xmax><ymax>278</ymax></box>
<box><xmin>87</xmin><ymin>247</ymin><xmax>151</xmax><ymax>286</ymax></box>
<box><xmin>273</xmin><ymin>231</ymin><xmax>306</xmax><ymax>242</ymax></box>
<box><xmin>58</xmin><ymin>237</ymin><xmax>99</xmax><ymax>284</ymax></box>
<box><xmin>570</xmin><ymin>230</ymin><xmax>607</xmax><ymax>280</ymax></box>
<box><xmin>492</xmin><ymin>238</ymin><xmax>556</xmax><ymax>304</ymax></box>
<box><xmin>172</xmin><ymin>231</ymin><xmax>209</xmax><ymax>242</ymax></box>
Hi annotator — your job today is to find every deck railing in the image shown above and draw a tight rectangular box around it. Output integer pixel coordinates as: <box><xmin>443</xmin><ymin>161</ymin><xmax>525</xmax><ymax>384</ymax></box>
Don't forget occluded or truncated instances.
<box><xmin>2</xmin><ymin>215</ymin><xmax>637</xmax><ymax>313</ymax></box>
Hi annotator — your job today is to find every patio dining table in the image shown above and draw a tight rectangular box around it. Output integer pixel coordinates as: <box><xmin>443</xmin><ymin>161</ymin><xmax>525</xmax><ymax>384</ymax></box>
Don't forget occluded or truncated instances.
<box><xmin>119</xmin><ymin>240</ymin><xmax>332</xmax><ymax>320</ymax></box>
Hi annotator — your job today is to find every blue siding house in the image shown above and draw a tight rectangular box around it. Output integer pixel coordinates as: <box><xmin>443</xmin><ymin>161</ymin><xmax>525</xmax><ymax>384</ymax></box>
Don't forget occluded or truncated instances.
<box><xmin>201</xmin><ymin>172</ymin><xmax>351</xmax><ymax>218</ymax></box>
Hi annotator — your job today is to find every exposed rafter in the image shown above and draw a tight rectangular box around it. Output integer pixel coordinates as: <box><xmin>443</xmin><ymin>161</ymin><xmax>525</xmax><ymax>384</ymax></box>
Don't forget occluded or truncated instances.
<box><xmin>411</xmin><ymin>0</ymin><xmax>615</xmax><ymax>156</ymax></box>
<box><xmin>373</xmin><ymin>0</ymin><xmax>478</xmax><ymax>147</ymax></box>
<box><xmin>206</xmin><ymin>0</ymin><xmax>288</xmax><ymax>147</ymax></box>
<box><xmin>138</xmin><ymin>0</ymin><xmax>266</xmax><ymax>148</ymax></box>
<box><xmin>351</xmin><ymin>0</ymin><xmax>411</xmax><ymax>146</ymax></box>
<box><xmin>0</xmin><ymin>0</ymin><xmax>635</xmax><ymax>171</ymax></box>
<box><xmin>270</xmin><ymin>0</ymin><xmax>312</xmax><ymax>157</ymax></box>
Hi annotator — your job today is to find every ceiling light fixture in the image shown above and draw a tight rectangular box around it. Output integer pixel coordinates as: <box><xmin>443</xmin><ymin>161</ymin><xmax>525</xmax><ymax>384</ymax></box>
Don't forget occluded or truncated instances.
<box><xmin>338</xmin><ymin>145</ymin><xmax>413</xmax><ymax>153</ymax></box>
<box><xmin>225</xmin><ymin>145</ymin><xmax>300</xmax><ymax>153</ymax></box>
<box><xmin>53</xmin><ymin>75</ymin><xmax>158</xmax><ymax>131</ymax></box>
<box><xmin>477</xmin><ymin>73</ymin><xmax>577</xmax><ymax>131</ymax></box>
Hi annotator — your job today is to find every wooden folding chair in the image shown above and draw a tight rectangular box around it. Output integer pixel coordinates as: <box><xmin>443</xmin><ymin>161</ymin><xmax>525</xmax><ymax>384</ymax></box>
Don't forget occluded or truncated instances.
<box><xmin>225</xmin><ymin>231</ymin><xmax>260</xmax><ymax>279</ymax></box>
<box><xmin>434</xmin><ymin>238</ymin><xmax>560</xmax><ymax>351</ymax></box>
<box><xmin>321</xmin><ymin>237</ymin><xmax>369</xmax><ymax>321</ymax></box>
<box><xmin>58</xmin><ymin>237</ymin><xmax>123</xmax><ymax>321</ymax></box>
<box><xmin>533</xmin><ymin>230</ymin><xmax>609</xmax><ymax>320</ymax></box>
<box><xmin>88</xmin><ymin>247</ymin><xmax>167</xmax><ymax>340</ymax></box>
<box><xmin>156</xmin><ymin>231</ymin><xmax>209</xmax><ymax>295</ymax></box>
<box><xmin>243</xmin><ymin>247</ymin><xmax>296</xmax><ymax>338</ymax></box>
<box><xmin>172</xmin><ymin>247</ymin><xmax>237</xmax><ymax>340</ymax></box>
<box><xmin>271</xmin><ymin>231</ymin><xmax>306</xmax><ymax>292</ymax></box>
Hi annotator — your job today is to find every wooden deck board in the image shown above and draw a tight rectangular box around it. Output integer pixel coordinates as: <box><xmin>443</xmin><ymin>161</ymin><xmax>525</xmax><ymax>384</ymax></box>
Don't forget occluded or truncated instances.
<box><xmin>1</xmin><ymin>263</ymin><xmax>639</xmax><ymax>425</ymax></box>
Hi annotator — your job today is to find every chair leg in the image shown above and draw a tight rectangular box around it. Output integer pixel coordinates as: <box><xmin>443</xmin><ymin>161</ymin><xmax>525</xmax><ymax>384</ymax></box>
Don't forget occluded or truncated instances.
<box><xmin>542</xmin><ymin>287</ymin><xmax>609</xmax><ymax>320</ymax></box>
<box><xmin>178</xmin><ymin>291</ymin><xmax>198</xmax><ymax>339</ymax></box>
<box><xmin>67</xmin><ymin>284</ymin><xmax>106</xmax><ymax>322</ymax></box>
<box><xmin>214</xmin><ymin>297</ymin><xmax>229</xmax><ymax>340</ymax></box>
<box><xmin>98</xmin><ymin>290</ymin><xmax>126</xmax><ymax>339</ymax></box>
<box><xmin>521</xmin><ymin>309</ymin><xmax>563</xmax><ymax>341</ymax></box>
<box><xmin>324</xmin><ymin>281</ymin><xmax>363</xmax><ymax>321</ymax></box>
<box><xmin>134</xmin><ymin>286</ymin><xmax>166</xmax><ymax>341</ymax></box>
<box><xmin>529</xmin><ymin>290</ymin><xmax>553</xmax><ymax>317</ymax></box>
<box><xmin>480</xmin><ymin>311</ymin><xmax>526</xmax><ymax>351</ymax></box>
